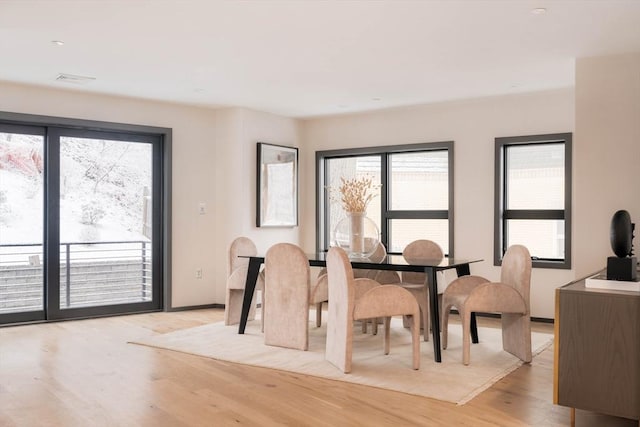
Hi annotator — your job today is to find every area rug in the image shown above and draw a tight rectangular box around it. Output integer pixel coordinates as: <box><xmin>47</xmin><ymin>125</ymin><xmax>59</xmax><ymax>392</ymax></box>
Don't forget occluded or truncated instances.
<box><xmin>131</xmin><ymin>317</ymin><xmax>552</xmax><ymax>405</ymax></box>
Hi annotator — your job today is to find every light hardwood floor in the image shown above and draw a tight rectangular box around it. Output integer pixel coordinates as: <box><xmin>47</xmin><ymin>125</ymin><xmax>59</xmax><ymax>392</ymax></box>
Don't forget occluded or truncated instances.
<box><xmin>0</xmin><ymin>309</ymin><xmax>636</xmax><ymax>427</ymax></box>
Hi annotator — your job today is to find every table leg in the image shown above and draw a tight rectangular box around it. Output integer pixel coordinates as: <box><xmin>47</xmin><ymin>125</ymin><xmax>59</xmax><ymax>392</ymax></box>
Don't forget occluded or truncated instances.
<box><xmin>427</xmin><ymin>267</ymin><xmax>442</xmax><ymax>363</ymax></box>
<box><xmin>455</xmin><ymin>263</ymin><xmax>479</xmax><ymax>344</ymax></box>
<box><xmin>238</xmin><ymin>257</ymin><xmax>262</xmax><ymax>334</ymax></box>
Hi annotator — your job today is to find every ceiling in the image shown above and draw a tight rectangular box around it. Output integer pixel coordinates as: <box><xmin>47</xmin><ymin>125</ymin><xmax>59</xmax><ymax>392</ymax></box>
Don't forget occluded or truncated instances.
<box><xmin>1</xmin><ymin>1</ymin><xmax>640</xmax><ymax>118</ymax></box>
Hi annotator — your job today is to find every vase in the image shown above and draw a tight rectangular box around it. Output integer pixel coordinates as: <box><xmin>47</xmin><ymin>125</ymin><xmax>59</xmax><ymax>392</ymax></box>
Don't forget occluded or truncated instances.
<box><xmin>332</xmin><ymin>212</ymin><xmax>380</xmax><ymax>259</ymax></box>
<box><xmin>349</xmin><ymin>212</ymin><xmax>366</xmax><ymax>257</ymax></box>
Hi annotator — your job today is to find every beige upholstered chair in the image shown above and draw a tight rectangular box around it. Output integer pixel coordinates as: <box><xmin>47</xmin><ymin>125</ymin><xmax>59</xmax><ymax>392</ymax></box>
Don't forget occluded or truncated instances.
<box><xmin>367</xmin><ymin>242</ymin><xmax>401</xmax><ymax>283</ymax></box>
<box><xmin>325</xmin><ymin>247</ymin><xmax>420</xmax><ymax>373</ymax></box>
<box><xmin>264</xmin><ymin>243</ymin><xmax>310</xmax><ymax>351</ymax></box>
<box><xmin>441</xmin><ymin>244</ymin><xmax>532</xmax><ymax>365</ymax></box>
<box><xmin>309</xmin><ymin>273</ymin><xmax>329</xmax><ymax>327</ymax></box>
<box><xmin>224</xmin><ymin>237</ymin><xmax>265</xmax><ymax>326</ymax></box>
<box><xmin>313</xmin><ymin>242</ymin><xmax>399</xmax><ymax>331</ymax></box>
<box><xmin>386</xmin><ymin>239</ymin><xmax>445</xmax><ymax>341</ymax></box>
<box><xmin>362</xmin><ymin>242</ymin><xmax>399</xmax><ymax>334</ymax></box>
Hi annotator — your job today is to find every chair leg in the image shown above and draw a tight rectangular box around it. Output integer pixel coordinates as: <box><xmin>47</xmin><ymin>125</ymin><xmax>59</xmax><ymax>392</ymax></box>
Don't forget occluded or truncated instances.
<box><xmin>261</xmin><ymin>289</ymin><xmax>265</xmax><ymax>332</ymax></box>
<box><xmin>225</xmin><ymin>289</ymin><xmax>257</xmax><ymax>326</ymax></box>
<box><xmin>502</xmin><ymin>313</ymin><xmax>532</xmax><ymax>363</ymax></box>
<box><xmin>403</xmin><ymin>289</ymin><xmax>429</xmax><ymax>342</ymax></box>
<box><xmin>224</xmin><ymin>289</ymin><xmax>235</xmax><ymax>325</ymax></box>
<box><xmin>383</xmin><ymin>317</ymin><xmax>391</xmax><ymax>355</ymax></box>
<box><xmin>315</xmin><ymin>302</ymin><xmax>323</xmax><ymax>327</ymax></box>
<box><xmin>441</xmin><ymin>301</ymin><xmax>452</xmax><ymax>350</ymax></box>
<box><xmin>372</xmin><ymin>318</ymin><xmax>378</xmax><ymax>335</ymax></box>
<box><xmin>362</xmin><ymin>319</ymin><xmax>368</xmax><ymax>333</ymax></box>
<box><xmin>420</xmin><ymin>300</ymin><xmax>430</xmax><ymax>342</ymax></box>
<box><xmin>411</xmin><ymin>313</ymin><xmax>420</xmax><ymax>370</ymax></box>
<box><xmin>326</xmin><ymin>309</ymin><xmax>353</xmax><ymax>374</ymax></box>
<box><xmin>462</xmin><ymin>309</ymin><xmax>471</xmax><ymax>365</ymax></box>
<box><xmin>411</xmin><ymin>289</ymin><xmax>430</xmax><ymax>342</ymax></box>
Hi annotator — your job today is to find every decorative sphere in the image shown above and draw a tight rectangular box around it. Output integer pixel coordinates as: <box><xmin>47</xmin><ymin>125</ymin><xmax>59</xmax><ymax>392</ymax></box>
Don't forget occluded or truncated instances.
<box><xmin>332</xmin><ymin>214</ymin><xmax>380</xmax><ymax>259</ymax></box>
<box><xmin>610</xmin><ymin>210</ymin><xmax>633</xmax><ymax>258</ymax></box>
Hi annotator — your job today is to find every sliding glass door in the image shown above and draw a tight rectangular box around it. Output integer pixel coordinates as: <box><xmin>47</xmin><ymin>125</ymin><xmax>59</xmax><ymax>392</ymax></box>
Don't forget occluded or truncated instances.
<box><xmin>0</xmin><ymin>121</ymin><xmax>166</xmax><ymax>324</ymax></box>
<box><xmin>52</xmin><ymin>128</ymin><xmax>161</xmax><ymax>317</ymax></box>
<box><xmin>0</xmin><ymin>125</ymin><xmax>46</xmax><ymax>323</ymax></box>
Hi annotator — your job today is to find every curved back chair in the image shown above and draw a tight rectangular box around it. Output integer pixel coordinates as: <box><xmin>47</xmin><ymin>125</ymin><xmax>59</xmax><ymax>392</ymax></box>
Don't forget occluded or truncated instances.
<box><xmin>312</xmin><ymin>242</ymin><xmax>398</xmax><ymax>329</ymax></box>
<box><xmin>367</xmin><ymin>241</ymin><xmax>400</xmax><ymax>282</ymax></box>
<box><xmin>224</xmin><ymin>237</ymin><xmax>265</xmax><ymax>326</ymax></box>
<box><xmin>309</xmin><ymin>273</ymin><xmax>329</xmax><ymax>327</ymax></box>
<box><xmin>385</xmin><ymin>239</ymin><xmax>444</xmax><ymax>341</ymax></box>
<box><xmin>325</xmin><ymin>247</ymin><xmax>420</xmax><ymax>373</ymax></box>
<box><xmin>441</xmin><ymin>245</ymin><xmax>532</xmax><ymax>365</ymax></box>
<box><xmin>264</xmin><ymin>243</ymin><xmax>310</xmax><ymax>351</ymax></box>
<box><xmin>401</xmin><ymin>239</ymin><xmax>444</xmax><ymax>284</ymax></box>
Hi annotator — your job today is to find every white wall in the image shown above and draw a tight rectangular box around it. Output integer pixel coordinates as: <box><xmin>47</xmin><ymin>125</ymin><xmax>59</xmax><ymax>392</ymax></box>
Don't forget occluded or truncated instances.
<box><xmin>5</xmin><ymin>51</ymin><xmax>637</xmax><ymax>317</ymax></box>
<box><xmin>299</xmin><ymin>89</ymin><xmax>576</xmax><ymax>318</ymax></box>
<box><xmin>213</xmin><ymin>107</ymin><xmax>301</xmax><ymax>302</ymax></box>
<box><xmin>0</xmin><ymin>82</ymin><xmax>300</xmax><ymax>308</ymax></box>
<box><xmin>574</xmin><ymin>53</ymin><xmax>640</xmax><ymax>278</ymax></box>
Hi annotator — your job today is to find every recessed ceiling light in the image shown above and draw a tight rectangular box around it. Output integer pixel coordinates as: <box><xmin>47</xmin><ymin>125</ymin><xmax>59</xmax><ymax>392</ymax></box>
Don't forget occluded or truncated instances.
<box><xmin>51</xmin><ymin>40</ymin><xmax>65</xmax><ymax>46</ymax></box>
<box><xmin>337</xmin><ymin>104</ymin><xmax>349</xmax><ymax>109</ymax></box>
<box><xmin>372</xmin><ymin>97</ymin><xmax>381</xmax><ymax>102</ymax></box>
<box><xmin>531</xmin><ymin>8</ymin><xmax>547</xmax><ymax>15</ymax></box>
<box><xmin>193</xmin><ymin>88</ymin><xmax>205</xmax><ymax>93</ymax></box>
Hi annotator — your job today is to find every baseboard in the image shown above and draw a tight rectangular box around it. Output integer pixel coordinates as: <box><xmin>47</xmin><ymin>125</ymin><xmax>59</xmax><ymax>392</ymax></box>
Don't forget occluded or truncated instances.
<box><xmin>531</xmin><ymin>316</ymin><xmax>554</xmax><ymax>324</ymax></box>
<box><xmin>163</xmin><ymin>305</ymin><xmax>555</xmax><ymax>324</ymax></box>
<box><xmin>167</xmin><ymin>303</ymin><xmax>223</xmax><ymax>312</ymax></box>
<box><xmin>449</xmin><ymin>309</ymin><xmax>554</xmax><ymax>324</ymax></box>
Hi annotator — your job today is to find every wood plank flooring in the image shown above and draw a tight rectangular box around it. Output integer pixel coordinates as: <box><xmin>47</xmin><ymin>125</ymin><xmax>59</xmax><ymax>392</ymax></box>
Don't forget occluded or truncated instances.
<box><xmin>0</xmin><ymin>309</ymin><xmax>636</xmax><ymax>426</ymax></box>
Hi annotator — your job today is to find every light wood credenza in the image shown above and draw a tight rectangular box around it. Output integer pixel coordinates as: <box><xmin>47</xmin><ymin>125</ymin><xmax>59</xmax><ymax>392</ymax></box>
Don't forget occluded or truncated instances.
<box><xmin>554</xmin><ymin>277</ymin><xmax>640</xmax><ymax>425</ymax></box>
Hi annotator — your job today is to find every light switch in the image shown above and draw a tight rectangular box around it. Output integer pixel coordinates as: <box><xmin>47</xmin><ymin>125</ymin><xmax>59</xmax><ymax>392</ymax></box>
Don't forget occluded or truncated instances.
<box><xmin>198</xmin><ymin>202</ymin><xmax>206</xmax><ymax>215</ymax></box>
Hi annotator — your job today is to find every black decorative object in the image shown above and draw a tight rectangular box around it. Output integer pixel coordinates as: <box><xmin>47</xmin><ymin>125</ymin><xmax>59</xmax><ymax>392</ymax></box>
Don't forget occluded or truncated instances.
<box><xmin>610</xmin><ymin>210</ymin><xmax>634</xmax><ymax>257</ymax></box>
<box><xmin>606</xmin><ymin>210</ymin><xmax>637</xmax><ymax>281</ymax></box>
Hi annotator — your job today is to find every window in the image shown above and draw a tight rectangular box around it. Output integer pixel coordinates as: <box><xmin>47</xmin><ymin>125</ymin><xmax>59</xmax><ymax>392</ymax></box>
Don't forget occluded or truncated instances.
<box><xmin>494</xmin><ymin>133</ymin><xmax>572</xmax><ymax>269</ymax></box>
<box><xmin>316</xmin><ymin>142</ymin><xmax>453</xmax><ymax>256</ymax></box>
<box><xmin>0</xmin><ymin>112</ymin><xmax>171</xmax><ymax>325</ymax></box>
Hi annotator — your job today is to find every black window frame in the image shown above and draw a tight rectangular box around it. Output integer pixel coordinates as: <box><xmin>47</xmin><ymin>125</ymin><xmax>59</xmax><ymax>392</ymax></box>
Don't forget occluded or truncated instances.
<box><xmin>494</xmin><ymin>132</ymin><xmax>572</xmax><ymax>269</ymax></box>
<box><xmin>316</xmin><ymin>141</ymin><xmax>454</xmax><ymax>256</ymax></box>
<box><xmin>0</xmin><ymin>110</ymin><xmax>172</xmax><ymax>325</ymax></box>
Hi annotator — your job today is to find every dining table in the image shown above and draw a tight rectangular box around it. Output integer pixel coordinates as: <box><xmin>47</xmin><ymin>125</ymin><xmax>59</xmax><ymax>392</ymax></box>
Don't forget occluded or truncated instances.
<box><xmin>238</xmin><ymin>252</ymin><xmax>483</xmax><ymax>363</ymax></box>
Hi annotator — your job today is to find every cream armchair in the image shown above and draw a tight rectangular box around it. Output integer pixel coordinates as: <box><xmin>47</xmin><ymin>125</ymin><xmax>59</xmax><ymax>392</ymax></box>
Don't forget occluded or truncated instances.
<box><xmin>325</xmin><ymin>247</ymin><xmax>420</xmax><ymax>373</ymax></box>
<box><xmin>309</xmin><ymin>273</ymin><xmax>329</xmax><ymax>327</ymax></box>
<box><xmin>312</xmin><ymin>242</ymin><xmax>399</xmax><ymax>331</ymax></box>
<box><xmin>441</xmin><ymin>244</ymin><xmax>532</xmax><ymax>365</ymax></box>
<box><xmin>263</xmin><ymin>243</ymin><xmax>310</xmax><ymax>351</ymax></box>
<box><xmin>224</xmin><ymin>237</ymin><xmax>265</xmax><ymax>327</ymax></box>
<box><xmin>384</xmin><ymin>239</ymin><xmax>445</xmax><ymax>341</ymax></box>
<box><xmin>313</xmin><ymin>242</ymin><xmax>399</xmax><ymax>332</ymax></box>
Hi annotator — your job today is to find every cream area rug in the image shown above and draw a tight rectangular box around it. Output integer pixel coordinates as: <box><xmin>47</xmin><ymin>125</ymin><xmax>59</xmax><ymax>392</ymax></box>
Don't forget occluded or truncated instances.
<box><xmin>132</xmin><ymin>316</ymin><xmax>552</xmax><ymax>405</ymax></box>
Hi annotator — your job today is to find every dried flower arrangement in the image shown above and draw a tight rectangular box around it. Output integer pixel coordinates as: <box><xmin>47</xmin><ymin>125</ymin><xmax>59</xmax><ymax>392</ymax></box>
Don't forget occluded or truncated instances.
<box><xmin>335</xmin><ymin>176</ymin><xmax>379</xmax><ymax>213</ymax></box>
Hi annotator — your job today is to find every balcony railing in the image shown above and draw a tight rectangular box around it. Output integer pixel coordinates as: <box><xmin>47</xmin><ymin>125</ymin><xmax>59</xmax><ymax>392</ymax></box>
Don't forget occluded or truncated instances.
<box><xmin>0</xmin><ymin>240</ymin><xmax>152</xmax><ymax>314</ymax></box>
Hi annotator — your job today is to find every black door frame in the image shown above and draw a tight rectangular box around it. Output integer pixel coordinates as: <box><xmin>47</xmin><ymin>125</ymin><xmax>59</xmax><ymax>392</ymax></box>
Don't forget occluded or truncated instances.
<box><xmin>0</xmin><ymin>111</ymin><xmax>172</xmax><ymax>325</ymax></box>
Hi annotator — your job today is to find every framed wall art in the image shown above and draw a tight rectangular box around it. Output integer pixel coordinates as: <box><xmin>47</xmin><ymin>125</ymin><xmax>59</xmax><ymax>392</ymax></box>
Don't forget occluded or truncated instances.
<box><xmin>256</xmin><ymin>142</ymin><xmax>298</xmax><ymax>227</ymax></box>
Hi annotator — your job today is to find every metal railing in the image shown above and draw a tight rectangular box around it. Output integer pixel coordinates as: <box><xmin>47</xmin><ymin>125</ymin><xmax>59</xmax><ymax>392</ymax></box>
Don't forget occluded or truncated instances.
<box><xmin>0</xmin><ymin>240</ymin><xmax>152</xmax><ymax>313</ymax></box>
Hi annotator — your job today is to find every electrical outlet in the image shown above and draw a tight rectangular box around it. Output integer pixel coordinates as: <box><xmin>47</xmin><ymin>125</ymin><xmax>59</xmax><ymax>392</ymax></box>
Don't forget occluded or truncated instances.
<box><xmin>195</xmin><ymin>269</ymin><xmax>203</xmax><ymax>279</ymax></box>
<box><xmin>198</xmin><ymin>202</ymin><xmax>206</xmax><ymax>215</ymax></box>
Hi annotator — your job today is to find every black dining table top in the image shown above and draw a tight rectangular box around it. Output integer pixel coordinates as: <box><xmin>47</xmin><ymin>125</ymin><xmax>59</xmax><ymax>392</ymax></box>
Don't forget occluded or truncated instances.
<box><xmin>241</xmin><ymin>252</ymin><xmax>482</xmax><ymax>271</ymax></box>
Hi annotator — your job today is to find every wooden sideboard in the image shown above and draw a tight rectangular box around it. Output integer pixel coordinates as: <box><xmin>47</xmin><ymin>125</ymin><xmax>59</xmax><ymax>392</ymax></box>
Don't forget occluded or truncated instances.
<box><xmin>554</xmin><ymin>276</ymin><xmax>640</xmax><ymax>423</ymax></box>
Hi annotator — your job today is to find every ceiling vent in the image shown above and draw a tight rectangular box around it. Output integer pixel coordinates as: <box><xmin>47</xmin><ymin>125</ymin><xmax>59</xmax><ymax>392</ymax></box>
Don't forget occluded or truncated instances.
<box><xmin>55</xmin><ymin>73</ymin><xmax>96</xmax><ymax>84</ymax></box>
